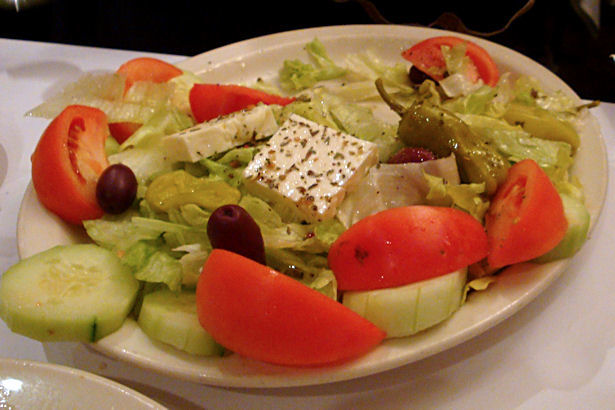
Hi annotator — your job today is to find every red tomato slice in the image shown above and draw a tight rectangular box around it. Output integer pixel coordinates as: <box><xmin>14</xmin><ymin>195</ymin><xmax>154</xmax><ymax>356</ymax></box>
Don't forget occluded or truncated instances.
<box><xmin>328</xmin><ymin>206</ymin><xmax>488</xmax><ymax>291</ymax></box>
<box><xmin>189</xmin><ymin>83</ymin><xmax>296</xmax><ymax>123</ymax></box>
<box><xmin>196</xmin><ymin>249</ymin><xmax>385</xmax><ymax>366</ymax></box>
<box><xmin>108</xmin><ymin>121</ymin><xmax>142</xmax><ymax>144</ymax></box>
<box><xmin>402</xmin><ymin>36</ymin><xmax>499</xmax><ymax>87</ymax></box>
<box><xmin>116</xmin><ymin>57</ymin><xmax>182</xmax><ymax>92</ymax></box>
<box><xmin>485</xmin><ymin>159</ymin><xmax>567</xmax><ymax>268</ymax></box>
<box><xmin>31</xmin><ymin>105</ymin><xmax>110</xmax><ymax>224</ymax></box>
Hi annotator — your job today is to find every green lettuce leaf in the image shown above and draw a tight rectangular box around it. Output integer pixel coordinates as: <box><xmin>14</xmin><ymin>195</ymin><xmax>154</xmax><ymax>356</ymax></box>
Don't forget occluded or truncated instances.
<box><xmin>460</xmin><ymin>114</ymin><xmax>574</xmax><ymax>173</ymax></box>
<box><xmin>173</xmin><ymin>243</ymin><xmax>210</xmax><ymax>288</ymax></box>
<box><xmin>279</xmin><ymin>38</ymin><xmax>346</xmax><ymax>91</ymax></box>
<box><xmin>279</xmin><ymin>95</ymin><xmax>340</xmax><ymax>129</ymax></box>
<box><xmin>342</xmin><ymin>50</ymin><xmax>413</xmax><ymax>94</ymax></box>
<box><xmin>109</xmin><ymin>108</ymin><xmax>193</xmax><ymax>185</ymax></box>
<box><xmin>442</xmin><ymin>43</ymin><xmax>469</xmax><ymax>76</ymax></box>
<box><xmin>130</xmin><ymin>216</ymin><xmax>209</xmax><ymax>250</ymax></box>
<box><xmin>119</xmin><ymin>106</ymin><xmax>194</xmax><ymax>150</ymax></box>
<box><xmin>423</xmin><ymin>172</ymin><xmax>490</xmax><ymax>221</ymax></box>
<box><xmin>313</xmin><ymin>218</ymin><xmax>346</xmax><ymax>248</ymax></box>
<box><xmin>239</xmin><ymin>195</ymin><xmax>332</xmax><ymax>253</ymax></box>
<box><xmin>168</xmin><ymin>70</ymin><xmax>204</xmax><ymax>115</ymax></box>
<box><xmin>123</xmin><ymin>241</ymin><xmax>182</xmax><ymax>292</ymax></box>
<box><xmin>266</xmin><ymin>249</ymin><xmax>337</xmax><ymax>299</ymax></box>
<box><xmin>199</xmin><ymin>146</ymin><xmax>257</xmax><ymax>188</ymax></box>
<box><xmin>83</xmin><ymin>211</ymin><xmax>162</xmax><ymax>252</ymax></box>
<box><xmin>25</xmin><ymin>73</ymin><xmax>140</xmax><ymax>121</ymax></box>
<box><xmin>443</xmin><ymin>85</ymin><xmax>499</xmax><ymax>115</ymax></box>
<box><xmin>325</xmin><ymin>93</ymin><xmax>403</xmax><ymax>162</ymax></box>
<box><xmin>460</xmin><ymin>113</ymin><xmax>582</xmax><ymax>202</ymax></box>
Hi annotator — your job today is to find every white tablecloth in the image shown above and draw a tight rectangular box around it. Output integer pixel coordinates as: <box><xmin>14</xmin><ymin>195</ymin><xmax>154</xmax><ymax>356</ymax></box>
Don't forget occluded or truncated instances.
<box><xmin>1</xmin><ymin>38</ymin><xmax>613</xmax><ymax>409</ymax></box>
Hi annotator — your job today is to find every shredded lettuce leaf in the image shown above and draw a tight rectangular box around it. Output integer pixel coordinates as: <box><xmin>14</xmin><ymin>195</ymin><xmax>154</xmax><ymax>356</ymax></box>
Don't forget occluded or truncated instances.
<box><xmin>460</xmin><ymin>114</ymin><xmax>574</xmax><ymax>174</ymax></box>
<box><xmin>168</xmin><ymin>70</ymin><xmax>204</xmax><ymax>115</ymax></box>
<box><xmin>109</xmin><ymin>108</ymin><xmax>193</xmax><ymax>185</ymax></box>
<box><xmin>279</xmin><ymin>38</ymin><xmax>346</xmax><ymax>91</ymax></box>
<box><xmin>83</xmin><ymin>211</ymin><xmax>162</xmax><ymax>252</ymax></box>
<box><xmin>123</xmin><ymin>241</ymin><xmax>182</xmax><ymax>292</ymax></box>
<box><xmin>174</xmin><ymin>244</ymin><xmax>210</xmax><ymax>287</ymax></box>
<box><xmin>266</xmin><ymin>249</ymin><xmax>337</xmax><ymax>299</ymax></box>
<box><xmin>199</xmin><ymin>146</ymin><xmax>257</xmax><ymax>188</ymax></box>
<box><xmin>26</xmin><ymin>73</ymin><xmax>181</xmax><ymax>125</ymax></box>
<box><xmin>238</xmin><ymin>195</ymin><xmax>330</xmax><ymax>253</ymax></box>
<box><xmin>423</xmin><ymin>173</ymin><xmax>490</xmax><ymax>221</ymax></box>
<box><xmin>342</xmin><ymin>51</ymin><xmax>413</xmax><ymax>93</ymax></box>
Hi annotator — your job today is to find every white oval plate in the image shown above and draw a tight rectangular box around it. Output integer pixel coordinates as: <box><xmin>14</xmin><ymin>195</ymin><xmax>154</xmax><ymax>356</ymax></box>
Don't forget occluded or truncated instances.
<box><xmin>17</xmin><ymin>25</ymin><xmax>608</xmax><ymax>388</ymax></box>
<box><xmin>0</xmin><ymin>358</ymin><xmax>164</xmax><ymax>409</ymax></box>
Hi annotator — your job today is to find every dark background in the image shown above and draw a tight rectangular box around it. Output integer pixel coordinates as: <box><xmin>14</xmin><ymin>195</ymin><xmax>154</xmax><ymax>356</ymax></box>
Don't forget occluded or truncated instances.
<box><xmin>1</xmin><ymin>0</ymin><xmax>613</xmax><ymax>101</ymax></box>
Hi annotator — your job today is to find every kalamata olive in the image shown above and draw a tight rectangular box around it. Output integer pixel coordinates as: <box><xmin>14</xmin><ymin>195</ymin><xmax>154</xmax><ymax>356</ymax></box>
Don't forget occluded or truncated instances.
<box><xmin>408</xmin><ymin>66</ymin><xmax>431</xmax><ymax>85</ymax></box>
<box><xmin>96</xmin><ymin>163</ymin><xmax>138</xmax><ymax>214</ymax></box>
<box><xmin>207</xmin><ymin>204</ymin><xmax>266</xmax><ymax>265</ymax></box>
<box><xmin>387</xmin><ymin>147</ymin><xmax>436</xmax><ymax>164</ymax></box>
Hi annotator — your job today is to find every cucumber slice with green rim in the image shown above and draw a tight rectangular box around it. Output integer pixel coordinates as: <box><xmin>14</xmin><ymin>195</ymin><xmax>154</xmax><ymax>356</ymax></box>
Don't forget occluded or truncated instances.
<box><xmin>137</xmin><ymin>289</ymin><xmax>224</xmax><ymax>356</ymax></box>
<box><xmin>342</xmin><ymin>268</ymin><xmax>467</xmax><ymax>338</ymax></box>
<box><xmin>533</xmin><ymin>193</ymin><xmax>590</xmax><ymax>263</ymax></box>
<box><xmin>0</xmin><ymin>244</ymin><xmax>139</xmax><ymax>342</ymax></box>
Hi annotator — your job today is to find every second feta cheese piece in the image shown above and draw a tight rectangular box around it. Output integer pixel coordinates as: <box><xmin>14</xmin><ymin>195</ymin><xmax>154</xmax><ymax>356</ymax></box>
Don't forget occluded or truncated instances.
<box><xmin>161</xmin><ymin>104</ymin><xmax>279</xmax><ymax>163</ymax></box>
<box><xmin>243</xmin><ymin>114</ymin><xmax>378</xmax><ymax>223</ymax></box>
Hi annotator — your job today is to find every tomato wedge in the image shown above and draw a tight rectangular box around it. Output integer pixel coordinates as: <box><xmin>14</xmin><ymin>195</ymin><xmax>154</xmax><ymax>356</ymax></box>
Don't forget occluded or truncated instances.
<box><xmin>485</xmin><ymin>159</ymin><xmax>567</xmax><ymax>268</ymax></box>
<box><xmin>31</xmin><ymin>105</ymin><xmax>110</xmax><ymax>224</ymax></box>
<box><xmin>328</xmin><ymin>206</ymin><xmax>488</xmax><ymax>291</ymax></box>
<box><xmin>196</xmin><ymin>249</ymin><xmax>385</xmax><ymax>366</ymax></box>
<box><xmin>189</xmin><ymin>83</ymin><xmax>296</xmax><ymax>123</ymax></box>
<box><xmin>402</xmin><ymin>36</ymin><xmax>499</xmax><ymax>87</ymax></box>
<box><xmin>110</xmin><ymin>57</ymin><xmax>183</xmax><ymax>143</ymax></box>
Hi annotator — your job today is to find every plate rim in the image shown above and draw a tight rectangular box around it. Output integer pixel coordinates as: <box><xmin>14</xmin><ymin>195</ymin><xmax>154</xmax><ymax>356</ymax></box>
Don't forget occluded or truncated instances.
<box><xmin>0</xmin><ymin>357</ymin><xmax>165</xmax><ymax>408</ymax></box>
<box><xmin>16</xmin><ymin>24</ymin><xmax>609</xmax><ymax>388</ymax></box>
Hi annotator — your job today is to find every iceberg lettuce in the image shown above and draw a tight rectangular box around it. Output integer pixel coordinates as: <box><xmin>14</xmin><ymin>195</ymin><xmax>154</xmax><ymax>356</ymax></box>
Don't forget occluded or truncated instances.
<box><xmin>109</xmin><ymin>108</ymin><xmax>193</xmax><ymax>185</ymax></box>
<box><xmin>338</xmin><ymin>155</ymin><xmax>460</xmax><ymax>227</ymax></box>
<box><xmin>279</xmin><ymin>38</ymin><xmax>346</xmax><ymax>91</ymax></box>
<box><xmin>266</xmin><ymin>249</ymin><xmax>337</xmax><ymax>300</ymax></box>
<box><xmin>199</xmin><ymin>146</ymin><xmax>257</xmax><ymax>188</ymax></box>
<box><xmin>123</xmin><ymin>241</ymin><xmax>182</xmax><ymax>292</ymax></box>
<box><xmin>342</xmin><ymin>50</ymin><xmax>413</xmax><ymax>95</ymax></box>
<box><xmin>460</xmin><ymin>114</ymin><xmax>574</xmax><ymax>174</ymax></box>
<box><xmin>238</xmin><ymin>195</ymin><xmax>333</xmax><ymax>253</ymax></box>
<box><xmin>83</xmin><ymin>211</ymin><xmax>163</xmax><ymax>252</ymax></box>
<box><xmin>423</xmin><ymin>173</ymin><xmax>489</xmax><ymax>221</ymax></box>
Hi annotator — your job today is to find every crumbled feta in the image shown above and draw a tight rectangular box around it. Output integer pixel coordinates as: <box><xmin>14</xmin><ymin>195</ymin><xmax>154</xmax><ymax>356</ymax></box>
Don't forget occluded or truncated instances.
<box><xmin>243</xmin><ymin>114</ymin><xmax>378</xmax><ymax>223</ymax></box>
<box><xmin>161</xmin><ymin>104</ymin><xmax>279</xmax><ymax>163</ymax></box>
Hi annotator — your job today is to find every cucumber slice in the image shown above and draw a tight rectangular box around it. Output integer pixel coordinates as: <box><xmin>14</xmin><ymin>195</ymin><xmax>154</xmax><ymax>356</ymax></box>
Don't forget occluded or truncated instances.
<box><xmin>0</xmin><ymin>244</ymin><xmax>139</xmax><ymax>342</ymax></box>
<box><xmin>342</xmin><ymin>268</ymin><xmax>467</xmax><ymax>338</ymax></box>
<box><xmin>534</xmin><ymin>193</ymin><xmax>591</xmax><ymax>263</ymax></box>
<box><xmin>137</xmin><ymin>289</ymin><xmax>223</xmax><ymax>356</ymax></box>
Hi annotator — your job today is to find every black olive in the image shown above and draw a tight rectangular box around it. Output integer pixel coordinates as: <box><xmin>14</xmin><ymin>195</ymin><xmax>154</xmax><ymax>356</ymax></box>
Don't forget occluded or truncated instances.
<box><xmin>96</xmin><ymin>163</ymin><xmax>138</xmax><ymax>214</ymax></box>
<box><xmin>408</xmin><ymin>66</ymin><xmax>431</xmax><ymax>85</ymax></box>
<box><xmin>207</xmin><ymin>204</ymin><xmax>266</xmax><ymax>265</ymax></box>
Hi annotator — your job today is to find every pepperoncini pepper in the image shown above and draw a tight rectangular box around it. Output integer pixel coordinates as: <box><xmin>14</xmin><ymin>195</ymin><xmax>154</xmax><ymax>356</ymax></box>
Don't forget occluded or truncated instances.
<box><xmin>375</xmin><ymin>78</ymin><xmax>509</xmax><ymax>196</ymax></box>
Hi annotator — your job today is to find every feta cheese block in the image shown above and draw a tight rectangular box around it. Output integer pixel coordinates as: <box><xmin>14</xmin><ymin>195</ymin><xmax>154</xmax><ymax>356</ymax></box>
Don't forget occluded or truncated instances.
<box><xmin>243</xmin><ymin>114</ymin><xmax>378</xmax><ymax>223</ymax></box>
<box><xmin>161</xmin><ymin>104</ymin><xmax>279</xmax><ymax>163</ymax></box>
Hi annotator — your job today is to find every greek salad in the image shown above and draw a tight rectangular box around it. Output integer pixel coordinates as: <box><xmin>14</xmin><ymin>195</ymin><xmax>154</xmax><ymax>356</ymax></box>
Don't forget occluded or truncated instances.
<box><xmin>0</xmin><ymin>36</ymin><xmax>596</xmax><ymax>367</ymax></box>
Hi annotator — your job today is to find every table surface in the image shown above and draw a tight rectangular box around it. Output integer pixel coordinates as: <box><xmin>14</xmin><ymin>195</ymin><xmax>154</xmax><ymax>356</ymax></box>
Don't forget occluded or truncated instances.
<box><xmin>0</xmin><ymin>38</ymin><xmax>613</xmax><ymax>410</ymax></box>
